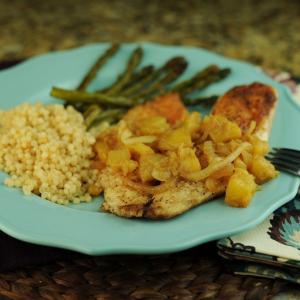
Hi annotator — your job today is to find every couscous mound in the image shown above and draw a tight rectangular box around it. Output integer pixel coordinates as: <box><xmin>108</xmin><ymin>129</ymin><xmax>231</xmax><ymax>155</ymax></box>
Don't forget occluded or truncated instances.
<box><xmin>0</xmin><ymin>103</ymin><xmax>101</xmax><ymax>204</ymax></box>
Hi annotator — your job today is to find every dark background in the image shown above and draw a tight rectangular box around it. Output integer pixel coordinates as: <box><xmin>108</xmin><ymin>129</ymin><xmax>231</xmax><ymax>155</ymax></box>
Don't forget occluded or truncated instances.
<box><xmin>0</xmin><ymin>2</ymin><xmax>300</xmax><ymax>298</ymax></box>
<box><xmin>1</xmin><ymin>0</ymin><xmax>300</xmax><ymax>75</ymax></box>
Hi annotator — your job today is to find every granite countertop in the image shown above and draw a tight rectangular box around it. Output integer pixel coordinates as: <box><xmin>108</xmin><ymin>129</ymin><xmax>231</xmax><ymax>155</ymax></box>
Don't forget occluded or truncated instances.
<box><xmin>1</xmin><ymin>0</ymin><xmax>299</xmax><ymax>75</ymax></box>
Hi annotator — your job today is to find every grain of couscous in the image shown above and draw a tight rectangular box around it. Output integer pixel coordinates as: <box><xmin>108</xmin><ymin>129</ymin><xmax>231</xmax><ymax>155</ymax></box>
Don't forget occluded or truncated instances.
<box><xmin>0</xmin><ymin>103</ymin><xmax>102</xmax><ymax>204</ymax></box>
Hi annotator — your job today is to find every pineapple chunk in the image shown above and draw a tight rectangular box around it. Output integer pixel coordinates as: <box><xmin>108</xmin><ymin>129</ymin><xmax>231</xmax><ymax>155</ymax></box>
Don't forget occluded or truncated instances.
<box><xmin>166</xmin><ymin>151</ymin><xmax>180</xmax><ymax>177</ymax></box>
<box><xmin>96</xmin><ymin>127</ymin><xmax>121</xmax><ymax>150</ymax></box>
<box><xmin>248</xmin><ymin>135</ymin><xmax>269</xmax><ymax>156</ymax></box>
<box><xmin>241</xmin><ymin>150</ymin><xmax>253</xmax><ymax>168</ymax></box>
<box><xmin>139</xmin><ymin>153</ymin><xmax>171</xmax><ymax>182</ymax></box>
<box><xmin>233</xmin><ymin>157</ymin><xmax>247</xmax><ymax>170</ymax></box>
<box><xmin>202</xmin><ymin>140</ymin><xmax>216</xmax><ymax>164</ymax></box>
<box><xmin>94</xmin><ymin>142</ymin><xmax>109</xmax><ymax>163</ymax></box>
<box><xmin>138</xmin><ymin>154</ymin><xmax>153</xmax><ymax>182</ymax></box>
<box><xmin>225</xmin><ymin>168</ymin><xmax>256</xmax><ymax>208</ymax></box>
<box><xmin>107</xmin><ymin>148</ymin><xmax>130</xmax><ymax>162</ymax></box>
<box><xmin>158</xmin><ymin>127</ymin><xmax>192</xmax><ymax>151</ymax></box>
<box><xmin>183</xmin><ymin>112</ymin><xmax>201</xmax><ymax>136</ymax></box>
<box><xmin>137</xmin><ymin>116</ymin><xmax>170</xmax><ymax>135</ymax></box>
<box><xmin>215</xmin><ymin>142</ymin><xmax>231</xmax><ymax>156</ymax></box>
<box><xmin>250</xmin><ymin>155</ymin><xmax>278</xmax><ymax>183</ymax></box>
<box><xmin>128</xmin><ymin>143</ymin><xmax>154</xmax><ymax>159</ymax></box>
<box><xmin>151</xmin><ymin>169</ymin><xmax>172</xmax><ymax>182</ymax></box>
<box><xmin>107</xmin><ymin>148</ymin><xmax>137</xmax><ymax>175</ymax></box>
<box><xmin>178</xmin><ymin>147</ymin><xmax>201</xmax><ymax>178</ymax></box>
<box><xmin>229</xmin><ymin>139</ymin><xmax>242</xmax><ymax>152</ymax></box>
<box><xmin>150</xmin><ymin>154</ymin><xmax>171</xmax><ymax>181</ymax></box>
<box><xmin>203</xmin><ymin>115</ymin><xmax>241</xmax><ymax>143</ymax></box>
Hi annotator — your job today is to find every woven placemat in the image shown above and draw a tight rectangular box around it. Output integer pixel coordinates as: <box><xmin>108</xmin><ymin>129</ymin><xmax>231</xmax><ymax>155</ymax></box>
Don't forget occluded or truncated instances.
<box><xmin>0</xmin><ymin>243</ymin><xmax>296</xmax><ymax>300</ymax></box>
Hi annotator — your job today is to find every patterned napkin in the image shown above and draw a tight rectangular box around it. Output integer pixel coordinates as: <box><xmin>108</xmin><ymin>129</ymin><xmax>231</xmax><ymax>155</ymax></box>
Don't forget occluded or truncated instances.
<box><xmin>218</xmin><ymin>72</ymin><xmax>300</xmax><ymax>283</ymax></box>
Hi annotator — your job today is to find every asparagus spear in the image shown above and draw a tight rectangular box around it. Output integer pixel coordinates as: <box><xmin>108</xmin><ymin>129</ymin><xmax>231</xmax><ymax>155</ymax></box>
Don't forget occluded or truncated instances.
<box><xmin>66</xmin><ymin>102</ymin><xmax>88</xmax><ymax>113</ymax></box>
<box><xmin>87</xmin><ymin>108</ymin><xmax>125</xmax><ymax>129</ymax></box>
<box><xmin>122</xmin><ymin>66</ymin><xmax>162</xmax><ymax>97</ymax></box>
<box><xmin>171</xmin><ymin>65</ymin><xmax>220</xmax><ymax>93</ymax></box>
<box><xmin>104</xmin><ymin>47</ymin><xmax>143</xmax><ymax>95</ymax></box>
<box><xmin>85</xmin><ymin>58</ymin><xmax>184</xmax><ymax>126</ymax></box>
<box><xmin>123</xmin><ymin>65</ymin><xmax>154</xmax><ymax>89</ymax></box>
<box><xmin>134</xmin><ymin>56</ymin><xmax>188</xmax><ymax>101</ymax></box>
<box><xmin>77</xmin><ymin>44</ymin><xmax>120</xmax><ymax>91</ymax></box>
<box><xmin>51</xmin><ymin>87</ymin><xmax>133</xmax><ymax>107</ymax></box>
<box><xmin>98</xmin><ymin>64</ymin><xmax>154</xmax><ymax>94</ymax></box>
<box><xmin>83</xmin><ymin>104</ymin><xmax>102</xmax><ymax>118</ymax></box>
<box><xmin>180</xmin><ymin>68</ymin><xmax>231</xmax><ymax>95</ymax></box>
<box><xmin>121</xmin><ymin>56</ymin><xmax>185</xmax><ymax>99</ymax></box>
<box><xmin>122</xmin><ymin>66</ymin><xmax>156</xmax><ymax>96</ymax></box>
<box><xmin>83</xmin><ymin>105</ymin><xmax>103</xmax><ymax>128</ymax></box>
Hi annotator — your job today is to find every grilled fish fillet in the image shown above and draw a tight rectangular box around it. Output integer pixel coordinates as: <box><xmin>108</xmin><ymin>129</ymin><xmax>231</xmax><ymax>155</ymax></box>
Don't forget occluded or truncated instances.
<box><xmin>145</xmin><ymin>180</ymin><xmax>215</xmax><ymax>219</ymax></box>
<box><xmin>100</xmin><ymin>82</ymin><xmax>278</xmax><ymax>219</ymax></box>
<box><xmin>213</xmin><ymin>82</ymin><xmax>277</xmax><ymax>141</ymax></box>
<box><xmin>100</xmin><ymin>168</ymin><xmax>150</xmax><ymax>218</ymax></box>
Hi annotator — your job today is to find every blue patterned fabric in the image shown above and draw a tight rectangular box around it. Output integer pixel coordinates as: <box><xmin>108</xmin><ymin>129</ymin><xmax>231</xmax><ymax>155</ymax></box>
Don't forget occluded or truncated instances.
<box><xmin>217</xmin><ymin>71</ymin><xmax>300</xmax><ymax>283</ymax></box>
<box><xmin>268</xmin><ymin>196</ymin><xmax>300</xmax><ymax>249</ymax></box>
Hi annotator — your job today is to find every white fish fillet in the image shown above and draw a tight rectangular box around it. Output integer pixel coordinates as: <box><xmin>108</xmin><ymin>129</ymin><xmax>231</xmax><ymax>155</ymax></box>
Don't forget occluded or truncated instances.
<box><xmin>100</xmin><ymin>82</ymin><xmax>278</xmax><ymax>219</ymax></box>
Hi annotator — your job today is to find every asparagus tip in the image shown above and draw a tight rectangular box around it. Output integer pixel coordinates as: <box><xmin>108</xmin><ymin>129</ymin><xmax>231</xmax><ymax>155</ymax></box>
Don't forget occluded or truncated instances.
<box><xmin>219</xmin><ymin>68</ymin><xmax>231</xmax><ymax>78</ymax></box>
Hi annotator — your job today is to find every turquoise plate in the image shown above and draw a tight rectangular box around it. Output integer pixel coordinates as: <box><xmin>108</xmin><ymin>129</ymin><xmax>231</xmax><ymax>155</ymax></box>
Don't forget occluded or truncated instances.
<box><xmin>0</xmin><ymin>43</ymin><xmax>299</xmax><ymax>255</ymax></box>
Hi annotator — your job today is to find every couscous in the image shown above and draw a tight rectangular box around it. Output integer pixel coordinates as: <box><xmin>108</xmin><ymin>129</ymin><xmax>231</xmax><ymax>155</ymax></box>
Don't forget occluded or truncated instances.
<box><xmin>0</xmin><ymin>103</ymin><xmax>102</xmax><ymax>204</ymax></box>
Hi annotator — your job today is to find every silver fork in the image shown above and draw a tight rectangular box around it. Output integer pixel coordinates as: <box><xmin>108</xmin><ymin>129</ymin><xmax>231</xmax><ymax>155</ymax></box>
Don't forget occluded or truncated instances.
<box><xmin>266</xmin><ymin>148</ymin><xmax>300</xmax><ymax>176</ymax></box>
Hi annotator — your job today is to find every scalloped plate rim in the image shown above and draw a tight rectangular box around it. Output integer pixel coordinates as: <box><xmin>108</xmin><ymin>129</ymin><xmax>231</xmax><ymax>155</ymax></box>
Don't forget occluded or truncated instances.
<box><xmin>0</xmin><ymin>42</ymin><xmax>299</xmax><ymax>255</ymax></box>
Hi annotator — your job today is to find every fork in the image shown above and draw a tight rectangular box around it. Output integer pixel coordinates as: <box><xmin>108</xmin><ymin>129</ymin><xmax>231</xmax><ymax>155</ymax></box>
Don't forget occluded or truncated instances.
<box><xmin>266</xmin><ymin>148</ymin><xmax>300</xmax><ymax>176</ymax></box>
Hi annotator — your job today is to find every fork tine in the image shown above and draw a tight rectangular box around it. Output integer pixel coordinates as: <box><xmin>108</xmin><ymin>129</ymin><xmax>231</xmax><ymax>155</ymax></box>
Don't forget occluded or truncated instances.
<box><xmin>267</xmin><ymin>157</ymin><xmax>299</xmax><ymax>170</ymax></box>
<box><xmin>268</xmin><ymin>147</ymin><xmax>300</xmax><ymax>177</ymax></box>
<box><xmin>272</xmin><ymin>148</ymin><xmax>300</xmax><ymax>159</ymax></box>
<box><xmin>266</xmin><ymin>153</ymin><xmax>300</xmax><ymax>165</ymax></box>
<box><xmin>271</xmin><ymin>161</ymin><xmax>300</xmax><ymax>176</ymax></box>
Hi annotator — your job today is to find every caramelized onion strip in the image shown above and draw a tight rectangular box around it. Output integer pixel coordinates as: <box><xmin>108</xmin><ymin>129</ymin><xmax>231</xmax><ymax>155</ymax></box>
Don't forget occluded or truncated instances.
<box><xmin>187</xmin><ymin>143</ymin><xmax>248</xmax><ymax>181</ymax></box>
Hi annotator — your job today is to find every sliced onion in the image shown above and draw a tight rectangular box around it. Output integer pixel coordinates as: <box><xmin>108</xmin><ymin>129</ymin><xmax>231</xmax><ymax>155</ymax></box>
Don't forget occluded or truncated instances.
<box><xmin>123</xmin><ymin>135</ymin><xmax>157</xmax><ymax>145</ymax></box>
<box><xmin>186</xmin><ymin>143</ymin><xmax>248</xmax><ymax>181</ymax></box>
<box><xmin>247</xmin><ymin>121</ymin><xmax>256</xmax><ymax>135</ymax></box>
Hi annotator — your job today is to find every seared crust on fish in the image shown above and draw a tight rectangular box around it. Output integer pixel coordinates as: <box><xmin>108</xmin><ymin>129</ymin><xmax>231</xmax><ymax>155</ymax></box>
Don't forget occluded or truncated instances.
<box><xmin>123</xmin><ymin>93</ymin><xmax>187</xmax><ymax>128</ymax></box>
<box><xmin>213</xmin><ymin>82</ymin><xmax>277</xmax><ymax>140</ymax></box>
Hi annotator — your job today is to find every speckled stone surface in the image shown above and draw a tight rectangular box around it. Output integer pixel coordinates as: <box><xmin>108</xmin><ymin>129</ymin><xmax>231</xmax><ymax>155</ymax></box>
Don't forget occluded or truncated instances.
<box><xmin>1</xmin><ymin>0</ymin><xmax>300</xmax><ymax>75</ymax></box>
